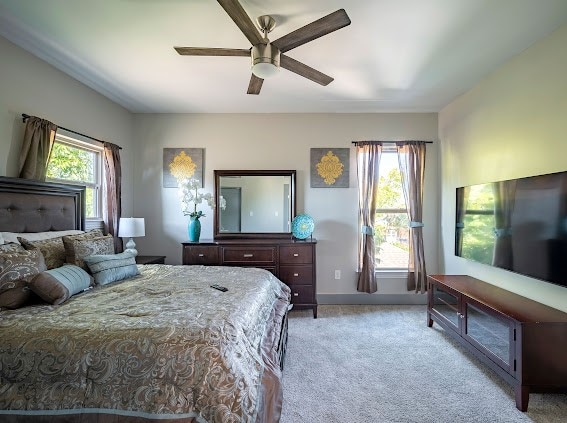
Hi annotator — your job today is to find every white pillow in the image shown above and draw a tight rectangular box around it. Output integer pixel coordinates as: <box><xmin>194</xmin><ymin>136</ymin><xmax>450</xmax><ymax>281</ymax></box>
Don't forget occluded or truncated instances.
<box><xmin>1</xmin><ymin>230</ymin><xmax>84</xmax><ymax>245</ymax></box>
<box><xmin>0</xmin><ymin>232</ymin><xmax>4</xmax><ymax>245</ymax></box>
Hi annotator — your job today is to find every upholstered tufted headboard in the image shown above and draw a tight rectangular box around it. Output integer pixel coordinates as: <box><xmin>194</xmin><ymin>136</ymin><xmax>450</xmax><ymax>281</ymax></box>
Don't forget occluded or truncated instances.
<box><xmin>0</xmin><ymin>177</ymin><xmax>85</xmax><ymax>233</ymax></box>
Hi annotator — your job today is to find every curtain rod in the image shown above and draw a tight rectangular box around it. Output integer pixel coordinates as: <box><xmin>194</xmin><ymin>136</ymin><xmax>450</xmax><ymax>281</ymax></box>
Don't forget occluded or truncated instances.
<box><xmin>352</xmin><ymin>140</ymin><xmax>433</xmax><ymax>145</ymax></box>
<box><xmin>21</xmin><ymin>113</ymin><xmax>122</xmax><ymax>150</ymax></box>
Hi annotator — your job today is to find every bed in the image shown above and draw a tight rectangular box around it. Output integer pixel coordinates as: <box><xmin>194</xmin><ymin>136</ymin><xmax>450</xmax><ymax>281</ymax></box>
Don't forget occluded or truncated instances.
<box><xmin>0</xmin><ymin>176</ymin><xmax>290</xmax><ymax>423</ymax></box>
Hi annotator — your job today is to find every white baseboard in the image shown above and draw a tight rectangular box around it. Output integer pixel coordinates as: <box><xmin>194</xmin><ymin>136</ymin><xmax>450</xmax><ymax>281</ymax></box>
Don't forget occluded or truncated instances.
<box><xmin>317</xmin><ymin>293</ymin><xmax>428</xmax><ymax>305</ymax></box>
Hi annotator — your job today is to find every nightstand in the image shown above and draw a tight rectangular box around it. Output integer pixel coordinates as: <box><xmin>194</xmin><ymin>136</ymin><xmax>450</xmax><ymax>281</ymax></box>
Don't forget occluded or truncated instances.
<box><xmin>135</xmin><ymin>255</ymin><xmax>166</xmax><ymax>265</ymax></box>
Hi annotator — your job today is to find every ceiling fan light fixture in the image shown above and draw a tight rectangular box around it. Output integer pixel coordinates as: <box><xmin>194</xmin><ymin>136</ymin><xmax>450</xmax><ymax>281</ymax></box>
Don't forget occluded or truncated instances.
<box><xmin>251</xmin><ymin>43</ymin><xmax>280</xmax><ymax>79</ymax></box>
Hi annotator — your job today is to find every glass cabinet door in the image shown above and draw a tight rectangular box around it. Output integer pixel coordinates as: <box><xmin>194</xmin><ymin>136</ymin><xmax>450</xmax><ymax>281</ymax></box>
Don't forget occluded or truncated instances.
<box><xmin>430</xmin><ymin>283</ymin><xmax>461</xmax><ymax>331</ymax></box>
<box><xmin>464</xmin><ymin>301</ymin><xmax>513</xmax><ymax>371</ymax></box>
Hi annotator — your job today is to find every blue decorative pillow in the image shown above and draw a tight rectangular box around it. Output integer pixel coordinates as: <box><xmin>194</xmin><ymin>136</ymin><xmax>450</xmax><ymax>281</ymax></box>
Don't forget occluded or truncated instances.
<box><xmin>83</xmin><ymin>251</ymin><xmax>139</xmax><ymax>286</ymax></box>
<box><xmin>29</xmin><ymin>264</ymin><xmax>93</xmax><ymax>305</ymax></box>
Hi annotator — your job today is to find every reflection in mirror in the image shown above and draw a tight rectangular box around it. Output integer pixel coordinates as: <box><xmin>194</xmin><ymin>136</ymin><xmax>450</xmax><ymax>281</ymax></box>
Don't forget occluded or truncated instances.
<box><xmin>214</xmin><ymin>170</ymin><xmax>296</xmax><ymax>239</ymax></box>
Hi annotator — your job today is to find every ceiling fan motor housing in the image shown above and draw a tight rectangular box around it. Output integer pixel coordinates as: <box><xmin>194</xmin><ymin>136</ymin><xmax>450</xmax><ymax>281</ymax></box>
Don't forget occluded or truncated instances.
<box><xmin>251</xmin><ymin>43</ymin><xmax>281</xmax><ymax>77</ymax></box>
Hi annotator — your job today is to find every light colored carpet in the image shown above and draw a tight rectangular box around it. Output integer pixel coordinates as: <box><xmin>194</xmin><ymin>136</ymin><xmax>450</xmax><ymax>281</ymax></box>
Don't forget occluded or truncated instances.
<box><xmin>280</xmin><ymin>305</ymin><xmax>567</xmax><ymax>423</ymax></box>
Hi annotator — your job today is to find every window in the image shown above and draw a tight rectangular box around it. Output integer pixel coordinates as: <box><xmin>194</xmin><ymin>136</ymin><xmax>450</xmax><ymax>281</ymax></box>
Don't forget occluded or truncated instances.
<box><xmin>46</xmin><ymin>133</ymin><xmax>103</xmax><ymax>219</ymax></box>
<box><xmin>375</xmin><ymin>148</ymin><xmax>409</xmax><ymax>270</ymax></box>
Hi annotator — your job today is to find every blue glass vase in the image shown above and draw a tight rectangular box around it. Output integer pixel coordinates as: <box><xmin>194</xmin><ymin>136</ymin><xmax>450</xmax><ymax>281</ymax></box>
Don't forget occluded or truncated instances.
<box><xmin>188</xmin><ymin>216</ymin><xmax>201</xmax><ymax>242</ymax></box>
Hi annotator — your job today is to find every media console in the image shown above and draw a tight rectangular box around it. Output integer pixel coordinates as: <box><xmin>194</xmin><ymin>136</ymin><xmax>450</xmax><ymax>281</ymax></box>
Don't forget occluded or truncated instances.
<box><xmin>427</xmin><ymin>275</ymin><xmax>567</xmax><ymax>411</ymax></box>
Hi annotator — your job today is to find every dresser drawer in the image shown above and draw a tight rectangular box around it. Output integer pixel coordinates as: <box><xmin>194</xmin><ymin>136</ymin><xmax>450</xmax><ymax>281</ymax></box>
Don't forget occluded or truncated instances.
<box><xmin>279</xmin><ymin>265</ymin><xmax>313</xmax><ymax>285</ymax></box>
<box><xmin>280</xmin><ymin>245</ymin><xmax>313</xmax><ymax>264</ymax></box>
<box><xmin>183</xmin><ymin>245</ymin><xmax>219</xmax><ymax>265</ymax></box>
<box><xmin>222</xmin><ymin>247</ymin><xmax>276</xmax><ymax>265</ymax></box>
<box><xmin>289</xmin><ymin>285</ymin><xmax>314</xmax><ymax>305</ymax></box>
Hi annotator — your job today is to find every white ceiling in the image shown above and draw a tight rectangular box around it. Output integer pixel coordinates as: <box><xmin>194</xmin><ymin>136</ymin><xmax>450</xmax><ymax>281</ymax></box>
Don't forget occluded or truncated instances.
<box><xmin>1</xmin><ymin>0</ymin><xmax>567</xmax><ymax>113</ymax></box>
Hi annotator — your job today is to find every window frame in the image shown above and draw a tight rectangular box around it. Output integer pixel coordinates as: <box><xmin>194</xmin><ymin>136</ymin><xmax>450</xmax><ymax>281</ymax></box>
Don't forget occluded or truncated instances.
<box><xmin>374</xmin><ymin>146</ymin><xmax>409</xmax><ymax>274</ymax></box>
<box><xmin>46</xmin><ymin>132</ymin><xmax>104</xmax><ymax>221</ymax></box>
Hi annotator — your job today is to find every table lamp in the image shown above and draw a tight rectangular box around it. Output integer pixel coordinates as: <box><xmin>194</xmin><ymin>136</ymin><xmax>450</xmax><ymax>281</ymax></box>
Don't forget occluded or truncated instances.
<box><xmin>118</xmin><ymin>217</ymin><xmax>145</xmax><ymax>256</ymax></box>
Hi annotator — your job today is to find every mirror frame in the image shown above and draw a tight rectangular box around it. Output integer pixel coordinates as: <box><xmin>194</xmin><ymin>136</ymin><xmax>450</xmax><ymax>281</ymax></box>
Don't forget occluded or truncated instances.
<box><xmin>214</xmin><ymin>169</ymin><xmax>296</xmax><ymax>239</ymax></box>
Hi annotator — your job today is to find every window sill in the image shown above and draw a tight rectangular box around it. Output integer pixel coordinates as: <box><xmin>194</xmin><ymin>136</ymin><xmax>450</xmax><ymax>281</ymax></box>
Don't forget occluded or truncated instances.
<box><xmin>374</xmin><ymin>269</ymin><xmax>408</xmax><ymax>279</ymax></box>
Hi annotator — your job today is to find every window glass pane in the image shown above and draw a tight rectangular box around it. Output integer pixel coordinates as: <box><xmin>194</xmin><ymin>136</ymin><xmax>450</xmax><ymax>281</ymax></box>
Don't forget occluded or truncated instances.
<box><xmin>85</xmin><ymin>187</ymin><xmax>95</xmax><ymax>218</ymax></box>
<box><xmin>375</xmin><ymin>212</ymin><xmax>409</xmax><ymax>268</ymax></box>
<box><xmin>377</xmin><ymin>153</ymin><xmax>405</xmax><ymax>210</ymax></box>
<box><xmin>374</xmin><ymin>151</ymin><xmax>408</xmax><ymax>269</ymax></box>
<box><xmin>47</xmin><ymin>142</ymin><xmax>95</xmax><ymax>184</ymax></box>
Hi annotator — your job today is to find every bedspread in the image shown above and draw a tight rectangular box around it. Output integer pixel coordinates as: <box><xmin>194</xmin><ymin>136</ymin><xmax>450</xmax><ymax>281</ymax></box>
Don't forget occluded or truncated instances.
<box><xmin>0</xmin><ymin>265</ymin><xmax>291</xmax><ymax>423</ymax></box>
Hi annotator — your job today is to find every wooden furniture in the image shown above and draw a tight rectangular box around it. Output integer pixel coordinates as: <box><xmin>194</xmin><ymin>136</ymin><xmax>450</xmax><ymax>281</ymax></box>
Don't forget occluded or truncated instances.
<box><xmin>427</xmin><ymin>274</ymin><xmax>567</xmax><ymax>411</ymax></box>
<box><xmin>135</xmin><ymin>255</ymin><xmax>166</xmax><ymax>265</ymax></box>
<box><xmin>183</xmin><ymin>239</ymin><xmax>317</xmax><ymax>317</ymax></box>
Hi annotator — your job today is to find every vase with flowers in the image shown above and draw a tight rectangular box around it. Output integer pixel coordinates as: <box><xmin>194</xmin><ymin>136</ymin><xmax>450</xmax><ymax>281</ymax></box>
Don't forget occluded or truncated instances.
<box><xmin>178</xmin><ymin>178</ymin><xmax>215</xmax><ymax>242</ymax></box>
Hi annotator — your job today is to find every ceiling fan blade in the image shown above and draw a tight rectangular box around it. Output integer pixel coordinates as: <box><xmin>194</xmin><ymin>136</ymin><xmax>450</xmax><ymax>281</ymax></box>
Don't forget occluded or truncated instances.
<box><xmin>280</xmin><ymin>55</ymin><xmax>333</xmax><ymax>86</ymax></box>
<box><xmin>272</xmin><ymin>9</ymin><xmax>351</xmax><ymax>53</ymax></box>
<box><xmin>174</xmin><ymin>47</ymin><xmax>250</xmax><ymax>57</ymax></box>
<box><xmin>247</xmin><ymin>74</ymin><xmax>264</xmax><ymax>95</ymax></box>
<box><xmin>217</xmin><ymin>0</ymin><xmax>264</xmax><ymax>46</ymax></box>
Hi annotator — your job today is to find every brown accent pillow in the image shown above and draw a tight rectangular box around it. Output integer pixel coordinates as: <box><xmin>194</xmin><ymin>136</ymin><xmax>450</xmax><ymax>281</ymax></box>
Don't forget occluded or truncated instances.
<box><xmin>18</xmin><ymin>236</ymin><xmax>66</xmax><ymax>270</ymax></box>
<box><xmin>29</xmin><ymin>265</ymin><xmax>93</xmax><ymax>305</ymax></box>
<box><xmin>0</xmin><ymin>249</ymin><xmax>46</xmax><ymax>309</ymax></box>
<box><xmin>62</xmin><ymin>229</ymin><xmax>105</xmax><ymax>266</ymax></box>
<box><xmin>65</xmin><ymin>235</ymin><xmax>114</xmax><ymax>271</ymax></box>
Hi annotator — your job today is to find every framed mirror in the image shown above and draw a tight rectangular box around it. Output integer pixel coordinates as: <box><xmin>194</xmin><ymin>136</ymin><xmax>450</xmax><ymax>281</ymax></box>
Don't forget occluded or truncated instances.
<box><xmin>214</xmin><ymin>170</ymin><xmax>296</xmax><ymax>239</ymax></box>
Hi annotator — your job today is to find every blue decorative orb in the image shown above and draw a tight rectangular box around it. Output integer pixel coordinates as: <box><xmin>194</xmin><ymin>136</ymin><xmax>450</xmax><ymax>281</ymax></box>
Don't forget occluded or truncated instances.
<box><xmin>291</xmin><ymin>214</ymin><xmax>315</xmax><ymax>239</ymax></box>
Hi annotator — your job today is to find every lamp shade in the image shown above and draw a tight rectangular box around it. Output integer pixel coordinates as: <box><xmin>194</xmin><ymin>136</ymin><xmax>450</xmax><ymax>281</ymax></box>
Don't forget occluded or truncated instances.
<box><xmin>118</xmin><ymin>218</ymin><xmax>145</xmax><ymax>238</ymax></box>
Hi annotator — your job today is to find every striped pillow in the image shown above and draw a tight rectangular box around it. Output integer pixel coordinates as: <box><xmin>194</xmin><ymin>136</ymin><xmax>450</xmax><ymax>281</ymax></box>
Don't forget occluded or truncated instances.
<box><xmin>29</xmin><ymin>265</ymin><xmax>93</xmax><ymax>305</ymax></box>
<box><xmin>83</xmin><ymin>251</ymin><xmax>139</xmax><ymax>286</ymax></box>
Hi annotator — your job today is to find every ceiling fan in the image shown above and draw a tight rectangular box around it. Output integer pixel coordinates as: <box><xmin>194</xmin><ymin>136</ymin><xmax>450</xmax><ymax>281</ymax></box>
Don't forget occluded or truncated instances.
<box><xmin>174</xmin><ymin>0</ymin><xmax>351</xmax><ymax>95</ymax></box>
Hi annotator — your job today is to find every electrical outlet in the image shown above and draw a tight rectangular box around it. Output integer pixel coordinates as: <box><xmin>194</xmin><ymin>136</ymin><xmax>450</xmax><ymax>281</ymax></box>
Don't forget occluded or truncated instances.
<box><xmin>335</xmin><ymin>270</ymin><xmax>341</xmax><ymax>279</ymax></box>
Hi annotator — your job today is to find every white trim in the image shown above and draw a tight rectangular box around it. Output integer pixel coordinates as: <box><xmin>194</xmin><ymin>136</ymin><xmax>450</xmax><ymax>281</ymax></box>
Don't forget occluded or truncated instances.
<box><xmin>317</xmin><ymin>293</ymin><xmax>427</xmax><ymax>305</ymax></box>
<box><xmin>56</xmin><ymin>130</ymin><xmax>103</xmax><ymax>151</ymax></box>
<box><xmin>375</xmin><ymin>269</ymin><xmax>409</xmax><ymax>279</ymax></box>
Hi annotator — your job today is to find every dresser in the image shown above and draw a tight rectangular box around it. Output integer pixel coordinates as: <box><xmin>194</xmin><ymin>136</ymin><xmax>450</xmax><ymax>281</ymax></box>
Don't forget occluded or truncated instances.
<box><xmin>182</xmin><ymin>239</ymin><xmax>317</xmax><ymax>318</ymax></box>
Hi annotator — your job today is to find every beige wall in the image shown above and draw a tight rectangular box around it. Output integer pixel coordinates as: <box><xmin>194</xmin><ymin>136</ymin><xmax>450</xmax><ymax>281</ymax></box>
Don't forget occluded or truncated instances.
<box><xmin>0</xmin><ymin>34</ymin><xmax>442</xmax><ymax>299</ymax></box>
<box><xmin>132</xmin><ymin>113</ymin><xmax>439</xmax><ymax>297</ymax></box>
<box><xmin>0</xmin><ymin>36</ymin><xmax>134</xmax><ymax>215</ymax></box>
<box><xmin>439</xmin><ymin>24</ymin><xmax>567</xmax><ymax>312</ymax></box>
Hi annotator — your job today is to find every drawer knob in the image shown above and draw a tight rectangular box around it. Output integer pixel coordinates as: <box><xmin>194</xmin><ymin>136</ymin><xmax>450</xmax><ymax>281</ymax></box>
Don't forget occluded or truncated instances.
<box><xmin>243</xmin><ymin>253</ymin><xmax>254</xmax><ymax>258</ymax></box>
<box><xmin>293</xmin><ymin>292</ymin><xmax>299</xmax><ymax>296</ymax></box>
<box><xmin>198</xmin><ymin>254</ymin><xmax>205</xmax><ymax>257</ymax></box>
<box><xmin>294</xmin><ymin>273</ymin><xmax>299</xmax><ymax>277</ymax></box>
<box><xmin>293</xmin><ymin>253</ymin><xmax>299</xmax><ymax>257</ymax></box>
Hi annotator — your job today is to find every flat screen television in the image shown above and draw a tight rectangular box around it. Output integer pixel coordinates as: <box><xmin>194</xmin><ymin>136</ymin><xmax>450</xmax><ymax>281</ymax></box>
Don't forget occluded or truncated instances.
<box><xmin>455</xmin><ymin>170</ymin><xmax>567</xmax><ymax>289</ymax></box>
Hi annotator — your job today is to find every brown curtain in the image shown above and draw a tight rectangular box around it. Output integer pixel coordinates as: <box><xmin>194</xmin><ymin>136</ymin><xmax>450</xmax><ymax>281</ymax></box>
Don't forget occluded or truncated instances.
<box><xmin>397</xmin><ymin>142</ymin><xmax>427</xmax><ymax>293</ymax></box>
<box><xmin>355</xmin><ymin>142</ymin><xmax>382</xmax><ymax>293</ymax></box>
<box><xmin>103</xmin><ymin>142</ymin><xmax>123</xmax><ymax>253</ymax></box>
<box><xmin>18</xmin><ymin>117</ymin><xmax>57</xmax><ymax>180</ymax></box>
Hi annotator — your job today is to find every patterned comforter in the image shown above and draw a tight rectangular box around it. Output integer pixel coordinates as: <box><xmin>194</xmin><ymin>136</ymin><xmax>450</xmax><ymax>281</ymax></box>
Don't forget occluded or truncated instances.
<box><xmin>0</xmin><ymin>264</ymin><xmax>291</xmax><ymax>423</ymax></box>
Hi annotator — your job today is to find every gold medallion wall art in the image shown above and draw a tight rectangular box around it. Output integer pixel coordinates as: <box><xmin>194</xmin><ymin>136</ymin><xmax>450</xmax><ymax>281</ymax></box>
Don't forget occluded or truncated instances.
<box><xmin>163</xmin><ymin>148</ymin><xmax>204</xmax><ymax>187</ymax></box>
<box><xmin>310</xmin><ymin>148</ymin><xmax>349</xmax><ymax>188</ymax></box>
